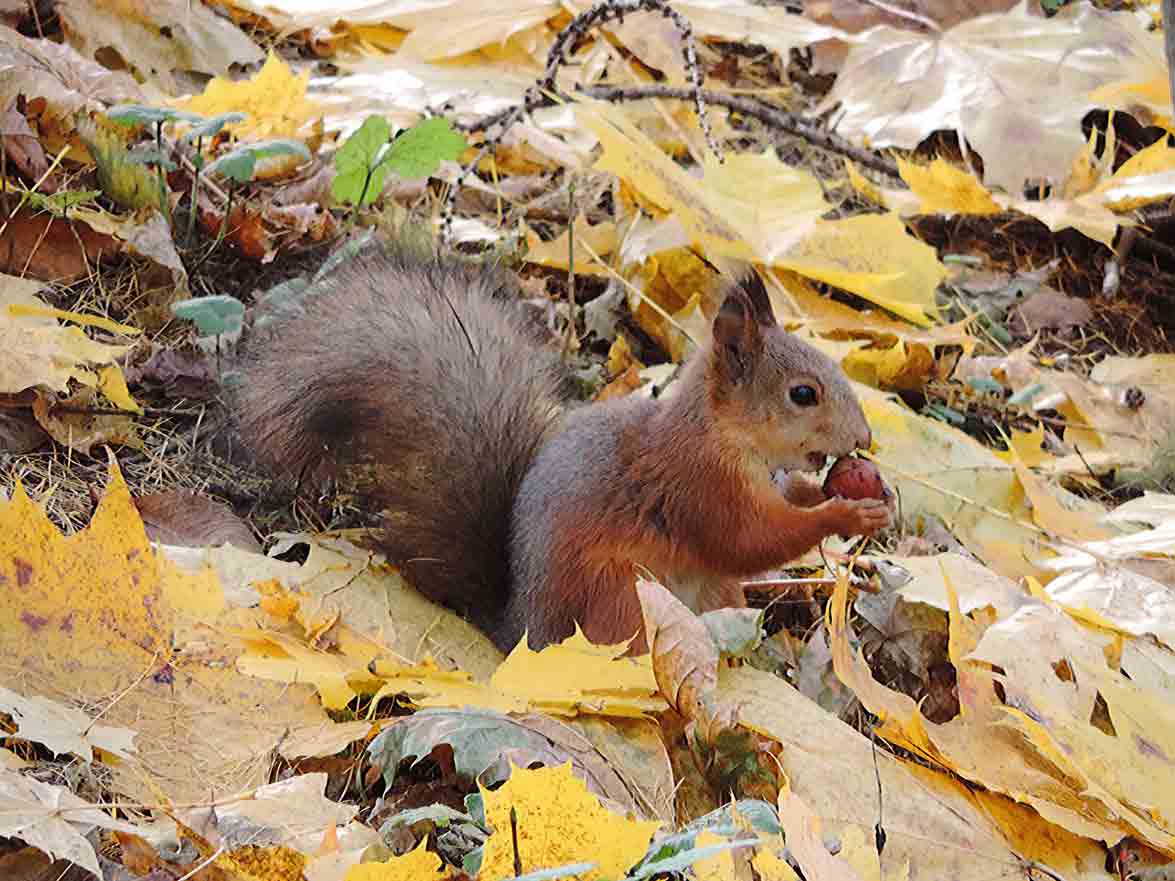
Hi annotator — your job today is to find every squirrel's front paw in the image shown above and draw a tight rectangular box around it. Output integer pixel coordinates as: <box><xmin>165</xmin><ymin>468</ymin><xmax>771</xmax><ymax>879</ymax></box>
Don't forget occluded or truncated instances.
<box><xmin>826</xmin><ymin>497</ymin><xmax>892</xmax><ymax>539</ymax></box>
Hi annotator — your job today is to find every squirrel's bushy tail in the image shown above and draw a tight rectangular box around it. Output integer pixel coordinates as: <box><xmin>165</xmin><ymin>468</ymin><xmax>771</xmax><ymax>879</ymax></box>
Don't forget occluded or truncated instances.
<box><xmin>235</xmin><ymin>245</ymin><xmax>567</xmax><ymax>639</ymax></box>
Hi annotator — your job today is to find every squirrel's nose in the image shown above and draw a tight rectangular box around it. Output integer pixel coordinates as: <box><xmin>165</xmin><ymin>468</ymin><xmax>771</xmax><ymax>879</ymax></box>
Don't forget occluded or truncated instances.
<box><xmin>859</xmin><ymin>426</ymin><xmax>872</xmax><ymax>451</ymax></box>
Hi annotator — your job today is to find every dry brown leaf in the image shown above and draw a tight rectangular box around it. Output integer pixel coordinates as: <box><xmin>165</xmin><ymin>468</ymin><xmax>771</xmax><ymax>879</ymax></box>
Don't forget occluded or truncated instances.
<box><xmin>134</xmin><ymin>490</ymin><xmax>261</xmax><ymax>552</ymax></box>
<box><xmin>635</xmin><ymin>577</ymin><xmax>739</xmax><ymax>744</ymax></box>
<box><xmin>0</xmin><ymin>208</ymin><xmax>118</xmax><ymax>283</ymax></box>
<box><xmin>0</xmin><ymin>409</ymin><xmax>47</xmax><ymax>454</ymax></box>
<box><xmin>32</xmin><ymin>388</ymin><xmax>142</xmax><ymax>454</ymax></box>
<box><xmin>0</xmin><ymin>27</ymin><xmax>143</xmax><ymax>149</ymax></box>
<box><xmin>59</xmin><ymin>0</ymin><xmax>263</xmax><ymax>93</ymax></box>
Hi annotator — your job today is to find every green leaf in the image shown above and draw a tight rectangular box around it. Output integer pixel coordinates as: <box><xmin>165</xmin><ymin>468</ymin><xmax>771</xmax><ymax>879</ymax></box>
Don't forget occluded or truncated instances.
<box><xmin>512</xmin><ymin>863</ymin><xmax>597</xmax><ymax>880</ymax></box>
<box><xmin>25</xmin><ymin>189</ymin><xmax>101</xmax><ymax>216</ymax></box>
<box><xmin>254</xmin><ymin>233</ymin><xmax>373</xmax><ymax>328</ymax></box>
<box><xmin>106</xmin><ymin>104</ymin><xmax>202</xmax><ymax>128</ymax></box>
<box><xmin>126</xmin><ymin>148</ymin><xmax>176</xmax><ymax>171</ymax></box>
<box><xmin>699</xmin><ymin>608</ymin><xmax>764</xmax><ymax>658</ymax></box>
<box><xmin>80</xmin><ymin>122</ymin><xmax>165</xmax><ymax>211</ymax></box>
<box><xmin>630</xmin><ymin>841</ymin><xmax>754</xmax><ymax>879</ymax></box>
<box><xmin>684</xmin><ymin>800</ymin><xmax>781</xmax><ymax>836</ymax></box>
<box><xmin>464</xmin><ymin>791</ymin><xmax>485</xmax><ymax>827</ymax></box>
<box><xmin>331</xmin><ymin>115</ymin><xmax>392</xmax><ymax>206</ymax></box>
<box><xmin>369</xmin><ymin>708</ymin><xmax>572</xmax><ymax>792</ymax></box>
<box><xmin>171</xmin><ymin>295</ymin><xmax>245</xmax><ymax>337</ymax></box>
<box><xmin>382</xmin><ymin>116</ymin><xmax>467</xmax><ymax>180</ymax></box>
<box><xmin>206</xmin><ymin>139</ymin><xmax>310</xmax><ymax>184</ymax></box>
<box><xmin>181</xmin><ymin>112</ymin><xmax>248</xmax><ymax>143</ymax></box>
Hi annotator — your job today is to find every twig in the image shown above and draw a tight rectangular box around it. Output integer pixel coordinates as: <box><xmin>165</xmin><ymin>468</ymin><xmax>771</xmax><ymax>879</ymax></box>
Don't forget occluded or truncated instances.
<box><xmin>578</xmin><ymin>84</ymin><xmax>900</xmax><ymax>179</ymax></box>
<box><xmin>441</xmin><ymin>0</ymin><xmax>720</xmax><ymax>247</ymax></box>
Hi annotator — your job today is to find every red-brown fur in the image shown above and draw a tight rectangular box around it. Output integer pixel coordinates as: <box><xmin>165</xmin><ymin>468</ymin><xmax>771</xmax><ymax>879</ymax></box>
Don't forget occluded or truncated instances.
<box><xmin>236</xmin><ymin>243</ymin><xmax>890</xmax><ymax>655</ymax></box>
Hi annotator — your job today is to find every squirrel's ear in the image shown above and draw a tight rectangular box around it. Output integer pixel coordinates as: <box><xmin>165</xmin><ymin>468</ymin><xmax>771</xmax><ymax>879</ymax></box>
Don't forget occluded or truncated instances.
<box><xmin>713</xmin><ymin>293</ymin><xmax>761</xmax><ymax>384</ymax></box>
<box><xmin>734</xmin><ymin>272</ymin><xmax>776</xmax><ymax>327</ymax></box>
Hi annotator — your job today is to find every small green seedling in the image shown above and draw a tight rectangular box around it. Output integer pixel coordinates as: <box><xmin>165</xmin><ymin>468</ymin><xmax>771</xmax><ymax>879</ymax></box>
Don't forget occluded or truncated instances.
<box><xmin>205</xmin><ymin>138</ymin><xmax>311</xmax><ymax>184</ymax></box>
<box><xmin>171</xmin><ymin>294</ymin><xmax>245</xmax><ymax>338</ymax></box>
<box><xmin>332</xmin><ymin>115</ymin><xmax>466</xmax><ymax>209</ymax></box>
<box><xmin>105</xmin><ymin>105</ymin><xmax>203</xmax><ymax>128</ymax></box>
<box><xmin>202</xmin><ymin>139</ymin><xmax>311</xmax><ymax>250</ymax></box>
<box><xmin>179</xmin><ymin>113</ymin><xmax>247</xmax><ymax>243</ymax></box>
<box><xmin>181</xmin><ymin>112</ymin><xmax>248</xmax><ymax>146</ymax></box>
<box><xmin>105</xmin><ymin>104</ymin><xmax>203</xmax><ymax>221</ymax></box>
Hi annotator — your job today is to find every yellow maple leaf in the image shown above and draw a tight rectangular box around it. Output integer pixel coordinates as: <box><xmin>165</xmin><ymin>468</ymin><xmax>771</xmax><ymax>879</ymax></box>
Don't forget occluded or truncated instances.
<box><xmin>778</xmin><ymin>213</ymin><xmax>946</xmax><ymax>326</ymax></box>
<box><xmin>523</xmin><ymin>214</ymin><xmax>617</xmax><ymax>275</ymax></box>
<box><xmin>992</xmin><ymin>423</ymin><xmax>1054</xmax><ymax>468</ymax></box>
<box><xmin>479</xmin><ymin>763</ymin><xmax>660</xmax><ymax>881</ymax></box>
<box><xmin>176</xmin><ymin>51</ymin><xmax>319</xmax><ymax>140</ymax></box>
<box><xmin>692</xmin><ymin>829</ymin><xmax>739</xmax><ymax>880</ymax></box>
<box><xmin>897</xmin><ymin>157</ymin><xmax>1001</xmax><ymax>216</ymax></box>
<box><xmin>490</xmin><ymin>628</ymin><xmax>662</xmax><ymax>717</ymax></box>
<box><xmin>841</xmin><ymin>340</ymin><xmax>935</xmax><ymax>392</ymax></box>
<box><xmin>344</xmin><ymin>838</ymin><xmax>446</xmax><ymax>881</ymax></box>
<box><xmin>0</xmin><ymin>460</ymin><xmax>328</xmax><ymax>803</ymax></box>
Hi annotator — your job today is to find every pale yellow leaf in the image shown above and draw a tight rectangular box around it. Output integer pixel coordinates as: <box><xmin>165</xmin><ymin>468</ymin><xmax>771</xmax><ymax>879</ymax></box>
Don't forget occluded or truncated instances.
<box><xmin>897</xmin><ymin>157</ymin><xmax>1001</xmax><ymax>215</ymax></box>
<box><xmin>819</xmin><ymin>2</ymin><xmax>1159</xmax><ymax>192</ymax></box>
<box><xmin>777</xmin><ymin>213</ymin><xmax>945</xmax><ymax>326</ymax></box>
<box><xmin>0</xmin><ymin>770</ymin><xmax>137</xmax><ymax>877</ymax></box>
<box><xmin>0</xmin><ymin>687</ymin><xmax>136</xmax><ymax>762</ymax></box>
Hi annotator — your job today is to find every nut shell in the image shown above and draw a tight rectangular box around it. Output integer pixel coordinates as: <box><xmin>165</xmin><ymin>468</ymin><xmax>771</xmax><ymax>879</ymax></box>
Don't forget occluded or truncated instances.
<box><xmin>823</xmin><ymin>456</ymin><xmax>888</xmax><ymax>501</ymax></box>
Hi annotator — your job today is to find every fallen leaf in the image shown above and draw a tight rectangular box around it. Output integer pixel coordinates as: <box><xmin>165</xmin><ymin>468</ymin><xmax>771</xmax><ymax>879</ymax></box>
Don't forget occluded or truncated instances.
<box><xmin>0</xmin><ymin>687</ymin><xmax>137</xmax><ymax>762</ymax></box>
<box><xmin>178</xmin><ymin>51</ymin><xmax>319</xmax><ymax>140</ymax></box>
<box><xmin>478</xmin><ymin>762</ymin><xmax>660</xmax><ymax>881</ymax></box>
<box><xmin>0</xmin><ymin>27</ymin><xmax>142</xmax><ymax>152</ymax></box>
<box><xmin>180</xmin><ymin>773</ymin><xmax>358</xmax><ymax>855</ymax></box>
<box><xmin>369</xmin><ymin>707</ymin><xmax>651</xmax><ymax>818</ymax></box>
<box><xmin>59</xmin><ymin>0</ymin><xmax>263</xmax><ymax>94</ymax></box>
<box><xmin>133</xmin><ymin>491</ymin><xmax>261</xmax><ymax>552</ymax></box>
<box><xmin>0</xmin><ymin>208</ymin><xmax>118</xmax><ymax>282</ymax></box>
<box><xmin>820</xmin><ymin>2</ymin><xmax>1158</xmax><ymax>192</ymax></box>
<box><xmin>0</xmin><ymin>459</ymin><xmax>329</xmax><ymax>804</ymax></box>
<box><xmin>0</xmin><ymin>769</ymin><xmax>138</xmax><ymax>878</ymax></box>
<box><xmin>344</xmin><ymin>838</ymin><xmax>446</xmax><ymax>881</ymax></box>
<box><xmin>32</xmin><ymin>388</ymin><xmax>143</xmax><ymax>454</ymax></box>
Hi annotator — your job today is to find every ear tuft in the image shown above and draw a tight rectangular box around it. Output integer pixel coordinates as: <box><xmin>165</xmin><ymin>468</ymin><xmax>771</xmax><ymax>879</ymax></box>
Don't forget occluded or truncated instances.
<box><xmin>713</xmin><ymin>293</ymin><xmax>758</xmax><ymax>383</ymax></box>
<box><xmin>734</xmin><ymin>272</ymin><xmax>776</xmax><ymax>327</ymax></box>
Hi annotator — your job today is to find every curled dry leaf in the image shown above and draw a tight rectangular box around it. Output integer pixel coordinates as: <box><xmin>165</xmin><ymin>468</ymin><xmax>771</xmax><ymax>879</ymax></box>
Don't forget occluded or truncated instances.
<box><xmin>0</xmin><ymin>100</ymin><xmax>55</xmax><ymax>191</ymax></box>
<box><xmin>32</xmin><ymin>389</ymin><xmax>142</xmax><ymax>454</ymax></box>
<box><xmin>635</xmin><ymin>577</ymin><xmax>737</xmax><ymax>743</ymax></box>
<box><xmin>133</xmin><ymin>491</ymin><xmax>261</xmax><ymax>552</ymax></box>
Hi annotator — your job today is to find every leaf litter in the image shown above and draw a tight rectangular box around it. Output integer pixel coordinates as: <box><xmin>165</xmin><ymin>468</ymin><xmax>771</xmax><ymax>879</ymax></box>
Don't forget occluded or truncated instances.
<box><xmin>1</xmin><ymin>0</ymin><xmax>1175</xmax><ymax>879</ymax></box>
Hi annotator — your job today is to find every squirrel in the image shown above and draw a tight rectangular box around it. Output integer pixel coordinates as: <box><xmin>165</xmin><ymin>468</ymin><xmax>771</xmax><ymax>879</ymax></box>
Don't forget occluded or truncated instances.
<box><xmin>235</xmin><ymin>244</ymin><xmax>891</xmax><ymax>655</ymax></box>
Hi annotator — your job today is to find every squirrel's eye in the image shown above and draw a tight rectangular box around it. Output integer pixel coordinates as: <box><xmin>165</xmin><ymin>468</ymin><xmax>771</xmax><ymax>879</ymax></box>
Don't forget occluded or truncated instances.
<box><xmin>790</xmin><ymin>385</ymin><xmax>818</xmax><ymax>407</ymax></box>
